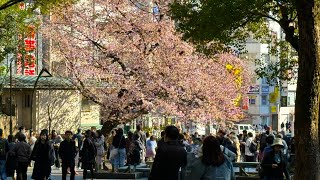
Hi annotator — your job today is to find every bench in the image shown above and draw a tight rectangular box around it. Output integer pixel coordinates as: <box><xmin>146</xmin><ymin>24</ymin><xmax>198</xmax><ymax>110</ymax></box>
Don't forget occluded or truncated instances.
<box><xmin>233</xmin><ymin>162</ymin><xmax>260</xmax><ymax>177</ymax></box>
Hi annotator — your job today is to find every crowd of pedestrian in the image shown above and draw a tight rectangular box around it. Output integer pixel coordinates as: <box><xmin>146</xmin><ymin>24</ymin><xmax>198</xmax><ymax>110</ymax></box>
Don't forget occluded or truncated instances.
<box><xmin>0</xmin><ymin>123</ymin><xmax>294</xmax><ymax>180</ymax></box>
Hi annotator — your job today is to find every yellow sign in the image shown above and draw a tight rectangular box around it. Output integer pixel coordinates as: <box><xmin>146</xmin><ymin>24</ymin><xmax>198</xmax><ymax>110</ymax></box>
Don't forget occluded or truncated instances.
<box><xmin>271</xmin><ymin>106</ymin><xmax>277</xmax><ymax>113</ymax></box>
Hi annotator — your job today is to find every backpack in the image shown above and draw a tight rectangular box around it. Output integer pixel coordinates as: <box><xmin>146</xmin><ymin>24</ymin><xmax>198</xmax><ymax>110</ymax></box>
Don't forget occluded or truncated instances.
<box><xmin>249</xmin><ymin>141</ymin><xmax>257</xmax><ymax>153</ymax></box>
<box><xmin>0</xmin><ymin>139</ymin><xmax>6</xmax><ymax>157</ymax></box>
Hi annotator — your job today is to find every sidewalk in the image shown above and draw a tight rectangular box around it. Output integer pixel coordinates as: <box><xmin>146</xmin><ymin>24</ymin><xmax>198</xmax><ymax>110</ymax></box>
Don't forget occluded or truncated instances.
<box><xmin>24</xmin><ymin>166</ymin><xmax>148</xmax><ymax>180</ymax></box>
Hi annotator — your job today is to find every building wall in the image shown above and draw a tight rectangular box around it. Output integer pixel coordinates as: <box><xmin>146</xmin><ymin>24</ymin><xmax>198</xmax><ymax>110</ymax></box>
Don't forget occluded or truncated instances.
<box><xmin>36</xmin><ymin>90</ymin><xmax>101</xmax><ymax>134</ymax></box>
<box><xmin>0</xmin><ymin>90</ymin><xmax>32</xmax><ymax>137</ymax></box>
<box><xmin>80</xmin><ymin>102</ymin><xmax>101</xmax><ymax>130</ymax></box>
<box><xmin>243</xmin><ymin>21</ymin><xmax>297</xmax><ymax>135</ymax></box>
<box><xmin>244</xmin><ymin>39</ymin><xmax>273</xmax><ymax>126</ymax></box>
<box><xmin>36</xmin><ymin>90</ymin><xmax>81</xmax><ymax>134</ymax></box>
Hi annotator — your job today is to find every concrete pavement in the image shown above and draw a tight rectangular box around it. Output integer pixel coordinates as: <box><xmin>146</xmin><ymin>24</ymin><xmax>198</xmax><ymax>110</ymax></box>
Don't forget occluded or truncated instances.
<box><xmin>22</xmin><ymin>167</ymin><xmax>148</xmax><ymax>180</ymax></box>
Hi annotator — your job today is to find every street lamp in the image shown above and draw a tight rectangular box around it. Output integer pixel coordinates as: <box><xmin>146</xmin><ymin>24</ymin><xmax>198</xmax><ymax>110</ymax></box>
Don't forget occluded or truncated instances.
<box><xmin>30</xmin><ymin>68</ymin><xmax>52</xmax><ymax>136</ymax></box>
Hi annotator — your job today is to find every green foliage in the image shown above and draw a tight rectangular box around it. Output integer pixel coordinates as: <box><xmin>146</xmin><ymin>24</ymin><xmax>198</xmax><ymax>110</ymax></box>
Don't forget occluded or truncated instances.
<box><xmin>0</xmin><ymin>66</ymin><xmax>6</xmax><ymax>75</ymax></box>
<box><xmin>170</xmin><ymin>0</ymin><xmax>272</xmax><ymax>50</ymax></box>
<box><xmin>0</xmin><ymin>0</ymin><xmax>77</xmax><ymax>63</ymax></box>
<box><xmin>170</xmin><ymin>0</ymin><xmax>299</xmax><ymax>82</ymax></box>
<box><xmin>255</xmin><ymin>40</ymin><xmax>298</xmax><ymax>84</ymax></box>
<box><xmin>31</xmin><ymin>0</ymin><xmax>78</xmax><ymax>14</ymax></box>
<box><xmin>0</xmin><ymin>1</ymin><xmax>32</xmax><ymax>62</ymax></box>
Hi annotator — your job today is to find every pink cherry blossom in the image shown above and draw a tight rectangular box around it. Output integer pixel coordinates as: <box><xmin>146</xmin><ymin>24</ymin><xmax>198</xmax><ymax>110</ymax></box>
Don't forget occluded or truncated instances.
<box><xmin>42</xmin><ymin>0</ymin><xmax>251</xmax><ymax>123</ymax></box>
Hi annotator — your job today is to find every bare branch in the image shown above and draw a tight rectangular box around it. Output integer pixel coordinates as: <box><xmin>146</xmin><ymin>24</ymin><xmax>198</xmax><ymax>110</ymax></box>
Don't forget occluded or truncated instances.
<box><xmin>0</xmin><ymin>0</ymin><xmax>23</xmax><ymax>11</ymax></box>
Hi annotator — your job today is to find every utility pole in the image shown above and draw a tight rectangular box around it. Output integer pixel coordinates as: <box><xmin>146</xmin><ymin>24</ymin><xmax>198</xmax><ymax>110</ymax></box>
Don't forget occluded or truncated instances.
<box><xmin>9</xmin><ymin>58</ymin><xmax>12</xmax><ymax>135</ymax></box>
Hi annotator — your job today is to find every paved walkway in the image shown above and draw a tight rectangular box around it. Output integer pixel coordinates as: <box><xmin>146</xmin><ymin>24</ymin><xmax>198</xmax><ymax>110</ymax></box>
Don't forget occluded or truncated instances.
<box><xmin>11</xmin><ymin>167</ymin><xmax>148</xmax><ymax>180</ymax></box>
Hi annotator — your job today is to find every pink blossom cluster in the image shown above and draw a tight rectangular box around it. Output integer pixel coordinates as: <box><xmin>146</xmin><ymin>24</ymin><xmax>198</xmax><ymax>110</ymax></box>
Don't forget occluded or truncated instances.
<box><xmin>42</xmin><ymin>0</ymin><xmax>251</xmax><ymax>123</ymax></box>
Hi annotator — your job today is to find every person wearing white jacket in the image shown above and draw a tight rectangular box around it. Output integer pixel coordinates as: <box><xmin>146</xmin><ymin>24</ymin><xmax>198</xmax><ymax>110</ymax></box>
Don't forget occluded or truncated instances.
<box><xmin>245</xmin><ymin>132</ymin><xmax>255</xmax><ymax>162</ymax></box>
<box><xmin>94</xmin><ymin>130</ymin><xmax>105</xmax><ymax>171</ymax></box>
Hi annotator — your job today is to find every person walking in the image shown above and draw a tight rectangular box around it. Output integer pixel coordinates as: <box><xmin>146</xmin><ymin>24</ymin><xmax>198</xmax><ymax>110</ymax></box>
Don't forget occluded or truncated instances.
<box><xmin>149</xmin><ymin>126</ymin><xmax>187</xmax><ymax>180</ymax></box>
<box><xmin>245</xmin><ymin>132</ymin><xmax>256</xmax><ymax>162</ymax></box>
<box><xmin>111</xmin><ymin>128</ymin><xmax>126</xmax><ymax>172</ymax></box>
<box><xmin>94</xmin><ymin>130</ymin><xmax>104</xmax><ymax>171</ymax></box>
<box><xmin>12</xmin><ymin>134</ymin><xmax>31</xmax><ymax>180</ymax></box>
<box><xmin>189</xmin><ymin>136</ymin><xmax>235</xmax><ymax>180</ymax></box>
<box><xmin>135</xmin><ymin>125</ymin><xmax>146</xmax><ymax>163</ymax></box>
<box><xmin>229</xmin><ymin>133</ymin><xmax>241</xmax><ymax>162</ymax></box>
<box><xmin>72</xmin><ymin>129</ymin><xmax>83</xmax><ymax>169</ymax></box>
<box><xmin>31</xmin><ymin>129</ymin><xmax>55</xmax><ymax>180</ymax></box>
<box><xmin>145</xmin><ymin>135</ymin><xmax>157</xmax><ymax>161</ymax></box>
<box><xmin>0</xmin><ymin>129</ymin><xmax>9</xmax><ymax>180</ymax></box>
<box><xmin>59</xmin><ymin>131</ymin><xmax>77</xmax><ymax>180</ymax></box>
<box><xmin>261</xmin><ymin>138</ymin><xmax>290</xmax><ymax>180</ymax></box>
<box><xmin>14</xmin><ymin>126</ymin><xmax>27</xmax><ymax>143</ymax></box>
<box><xmin>126</xmin><ymin>134</ymin><xmax>143</xmax><ymax>172</ymax></box>
<box><xmin>80</xmin><ymin>130</ymin><xmax>96</xmax><ymax>180</ymax></box>
<box><xmin>106</xmin><ymin>129</ymin><xmax>116</xmax><ymax>161</ymax></box>
<box><xmin>29</xmin><ymin>132</ymin><xmax>37</xmax><ymax>167</ymax></box>
<box><xmin>6</xmin><ymin>135</ymin><xmax>16</xmax><ymax>180</ymax></box>
<box><xmin>51</xmin><ymin>130</ymin><xmax>62</xmax><ymax>170</ymax></box>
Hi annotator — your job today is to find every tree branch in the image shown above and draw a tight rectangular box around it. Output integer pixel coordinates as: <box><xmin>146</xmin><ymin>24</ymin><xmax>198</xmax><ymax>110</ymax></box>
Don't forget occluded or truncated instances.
<box><xmin>248</xmin><ymin>10</ymin><xmax>280</xmax><ymax>23</ymax></box>
<box><xmin>278</xmin><ymin>3</ymin><xmax>299</xmax><ymax>51</ymax></box>
<box><xmin>0</xmin><ymin>0</ymin><xmax>23</xmax><ymax>11</ymax></box>
<box><xmin>0</xmin><ymin>0</ymin><xmax>24</xmax><ymax>11</ymax></box>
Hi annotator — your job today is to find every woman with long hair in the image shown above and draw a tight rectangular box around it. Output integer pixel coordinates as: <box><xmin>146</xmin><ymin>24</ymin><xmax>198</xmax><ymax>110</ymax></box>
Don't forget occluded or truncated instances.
<box><xmin>81</xmin><ymin>130</ymin><xmax>96</xmax><ymax>180</ymax></box>
<box><xmin>190</xmin><ymin>136</ymin><xmax>235</xmax><ymax>180</ymax></box>
<box><xmin>31</xmin><ymin>129</ymin><xmax>55</xmax><ymax>180</ymax></box>
<box><xmin>111</xmin><ymin>128</ymin><xmax>126</xmax><ymax>172</ymax></box>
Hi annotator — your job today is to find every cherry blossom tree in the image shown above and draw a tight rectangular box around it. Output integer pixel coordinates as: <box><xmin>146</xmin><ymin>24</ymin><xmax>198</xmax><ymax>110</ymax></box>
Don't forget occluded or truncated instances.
<box><xmin>42</xmin><ymin>0</ymin><xmax>251</xmax><ymax>125</ymax></box>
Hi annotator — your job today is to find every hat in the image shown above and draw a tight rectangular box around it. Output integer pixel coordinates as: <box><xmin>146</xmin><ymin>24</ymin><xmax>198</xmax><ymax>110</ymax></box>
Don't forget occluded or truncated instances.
<box><xmin>271</xmin><ymin>138</ymin><xmax>284</xmax><ymax>147</ymax></box>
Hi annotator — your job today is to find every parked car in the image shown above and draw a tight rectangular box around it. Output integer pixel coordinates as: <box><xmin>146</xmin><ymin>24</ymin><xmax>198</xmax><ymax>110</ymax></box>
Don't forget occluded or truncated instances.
<box><xmin>232</xmin><ymin>124</ymin><xmax>256</xmax><ymax>137</ymax></box>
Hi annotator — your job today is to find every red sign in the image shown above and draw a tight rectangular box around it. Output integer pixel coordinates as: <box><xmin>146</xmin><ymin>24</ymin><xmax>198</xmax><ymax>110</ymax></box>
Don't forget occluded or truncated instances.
<box><xmin>24</xmin><ymin>38</ymin><xmax>36</xmax><ymax>51</ymax></box>
<box><xmin>242</xmin><ymin>96</ymin><xmax>249</xmax><ymax>110</ymax></box>
<box><xmin>16</xmin><ymin>5</ymin><xmax>37</xmax><ymax>76</ymax></box>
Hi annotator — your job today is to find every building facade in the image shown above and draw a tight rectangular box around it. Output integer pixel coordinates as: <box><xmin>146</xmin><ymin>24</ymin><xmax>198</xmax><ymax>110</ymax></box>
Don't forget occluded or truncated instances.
<box><xmin>242</xmin><ymin>20</ymin><xmax>296</xmax><ymax>134</ymax></box>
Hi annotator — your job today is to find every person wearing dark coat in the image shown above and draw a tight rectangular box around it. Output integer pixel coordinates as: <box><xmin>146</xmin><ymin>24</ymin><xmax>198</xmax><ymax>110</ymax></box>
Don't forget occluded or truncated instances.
<box><xmin>31</xmin><ymin>129</ymin><xmax>55</xmax><ymax>180</ymax></box>
<box><xmin>13</xmin><ymin>134</ymin><xmax>31</xmax><ymax>180</ymax></box>
<box><xmin>80</xmin><ymin>130</ymin><xmax>96</xmax><ymax>179</ymax></box>
<box><xmin>261</xmin><ymin>138</ymin><xmax>290</xmax><ymax>180</ymax></box>
<box><xmin>127</xmin><ymin>133</ymin><xmax>143</xmax><ymax>172</ymax></box>
<box><xmin>149</xmin><ymin>126</ymin><xmax>187</xmax><ymax>180</ymax></box>
<box><xmin>6</xmin><ymin>135</ymin><xmax>16</xmax><ymax>179</ymax></box>
<box><xmin>59</xmin><ymin>131</ymin><xmax>77</xmax><ymax>180</ymax></box>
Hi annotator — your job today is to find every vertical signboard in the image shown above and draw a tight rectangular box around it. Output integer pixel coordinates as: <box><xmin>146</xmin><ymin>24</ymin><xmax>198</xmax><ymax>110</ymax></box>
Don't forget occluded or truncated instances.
<box><xmin>24</xmin><ymin>26</ymin><xmax>37</xmax><ymax>75</ymax></box>
<box><xmin>16</xmin><ymin>2</ymin><xmax>37</xmax><ymax>76</ymax></box>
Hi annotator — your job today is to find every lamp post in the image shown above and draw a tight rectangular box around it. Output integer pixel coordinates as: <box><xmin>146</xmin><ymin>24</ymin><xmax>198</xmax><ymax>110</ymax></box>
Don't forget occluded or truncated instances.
<box><xmin>9</xmin><ymin>57</ymin><xmax>13</xmax><ymax>135</ymax></box>
<box><xmin>30</xmin><ymin>68</ymin><xmax>52</xmax><ymax>136</ymax></box>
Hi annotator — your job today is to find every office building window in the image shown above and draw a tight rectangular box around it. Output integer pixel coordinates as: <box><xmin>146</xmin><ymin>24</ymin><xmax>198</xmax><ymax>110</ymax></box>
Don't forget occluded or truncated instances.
<box><xmin>261</xmin><ymin>95</ymin><xmax>268</xmax><ymax>105</ymax></box>
<box><xmin>249</xmin><ymin>97</ymin><xmax>256</xmax><ymax>104</ymax></box>
<box><xmin>288</xmin><ymin>91</ymin><xmax>296</xmax><ymax>106</ymax></box>
<box><xmin>24</xmin><ymin>95</ymin><xmax>31</xmax><ymax>108</ymax></box>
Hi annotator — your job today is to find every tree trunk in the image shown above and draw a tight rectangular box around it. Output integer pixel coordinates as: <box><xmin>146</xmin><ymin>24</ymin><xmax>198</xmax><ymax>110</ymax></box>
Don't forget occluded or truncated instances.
<box><xmin>295</xmin><ymin>0</ymin><xmax>320</xmax><ymax>178</ymax></box>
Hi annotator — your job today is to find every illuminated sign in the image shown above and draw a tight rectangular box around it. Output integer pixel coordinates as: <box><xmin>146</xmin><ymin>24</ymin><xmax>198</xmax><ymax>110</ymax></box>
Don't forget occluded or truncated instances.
<box><xmin>17</xmin><ymin>3</ymin><xmax>37</xmax><ymax>76</ymax></box>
